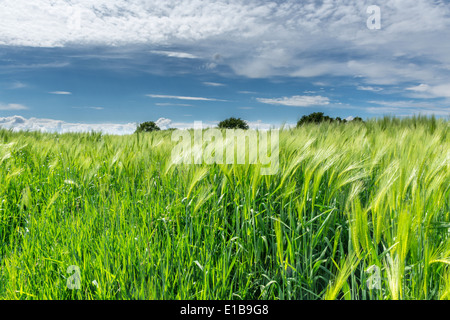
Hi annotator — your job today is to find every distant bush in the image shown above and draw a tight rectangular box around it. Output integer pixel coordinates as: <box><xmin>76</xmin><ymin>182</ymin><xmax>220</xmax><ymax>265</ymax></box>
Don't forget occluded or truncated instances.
<box><xmin>135</xmin><ymin>121</ymin><xmax>161</xmax><ymax>133</ymax></box>
<box><xmin>297</xmin><ymin>112</ymin><xmax>334</xmax><ymax>126</ymax></box>
<box><xmin>297</xmin><ymin>112</ymin><xmax>364</xmax><ymax>127</ymax></box>
<box><xmin>218</xmin><ymin>117</ymin><xmax>249</xmax><ymax>130</ymax></box>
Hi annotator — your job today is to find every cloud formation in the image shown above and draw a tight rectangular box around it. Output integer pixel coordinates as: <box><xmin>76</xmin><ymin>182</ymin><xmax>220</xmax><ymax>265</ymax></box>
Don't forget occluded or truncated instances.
<box><xmin>147</xmin><ymin>94</ymin><xmax>225</xmax><ymax>101</ymax></box>
<box><xmin>0</xmin><ymin>103</ymin><xmax>28</xmax><ymax>110</ymax></box>
<box><xmin>257</xmin><ymin>95</ymin><xmax>330</xmax><ymax>107</ymax></box>
<box><xmin>155</xmin><ymin>103</ymin><xmax>192</xmax><ymax>107</ymax></box>
<box><xmin>203</xmin><ymin>82</ymin><xmax>225</xmax><ymax>87</ymax></box>
<box><xmin>0</xmin><ymin>116</ymin><xmax>293</xmax><ymax>134</ymax></box>
<box><xmin>72</xmin><ymin>106</ymin><xmax>104</xmax><ymax>110</ymax></box>
<box><xmin>0</xmin><ymin>0</ymin><xmax>449</xmax><ymax>87</ymax></box>
<box><xmin>406</xmin><ymin>83</ymin><xmax>450</xmax><ymax>99</ymax></box>
<box><xmin>0</xmin><ymin>115</ymin><xmax>136</xmax><ymax>135</ymax></box>
<box><xmin>49</xmin><ymin>91</ymin><xmax>72</xmax><ymax>95</ymax></box>
<box><xmin>155</xmin><ymin>118</ymin><xmax>172</xmax><ymax>130</ymax></box>
<box><xmin>357</xmin><ymin>86</ymin><xmax>384</xmax><ymax>92</ymax></box>
<box><xmin>10</xmin><ymin>81</ymin><xmax>27</xmax><ymax>89</ymax></box>
<box><xmin>366</xmin><ymin>100</ymin><xmax>450</xmax><ymax>116</ymax></box>
<box><xmin>150</xmin><ymin>51</ymin><xmax>199</xmax><ymax>59</ymax></box>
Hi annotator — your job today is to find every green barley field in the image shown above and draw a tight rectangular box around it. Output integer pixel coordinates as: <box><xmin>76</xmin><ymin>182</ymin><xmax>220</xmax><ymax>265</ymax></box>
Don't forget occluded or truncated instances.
<box><xmin>0</xmin><ymin>116</ymin><xmax>449</xmax><ymax>300</ymax></box>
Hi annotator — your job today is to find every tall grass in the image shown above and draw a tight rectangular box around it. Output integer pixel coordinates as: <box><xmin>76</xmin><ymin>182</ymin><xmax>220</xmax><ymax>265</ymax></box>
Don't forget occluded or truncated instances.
<box><xmin>0</xmin><ymin>116</ymin><xmax>448</xmax><ymax>300</ymax></box>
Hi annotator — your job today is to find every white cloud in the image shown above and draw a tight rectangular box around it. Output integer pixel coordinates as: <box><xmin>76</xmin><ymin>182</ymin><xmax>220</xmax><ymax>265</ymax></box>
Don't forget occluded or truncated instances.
<box><xmin>0</xmin><ymin>1</ymin><xmax>279</xmax><ymax>47</ymax></box>
<box><xmin>357</xmin><ymin>86</ymin><xmax>383</xmax><ymax>92</ymax></box>
<box><xmin>238</xmin><ymin>91</ymin><xmax>257</xmax><ymax>94</ymax></box>
<box><xmin>406</xmin><ymin>84</ymin><xmax>430</xmax><ymax>92</ymax></box>
<box><xmin>49</xmin><ymin>91</ymin><xmax>72</xmax><ymax>95</ymax></box>
<box><xmin>0</xmin><ymin>116</ymin><xmax>291</xmax><ymax>133</ymax></box>
<box><xmin>203</xmin><ymin>82</ymin><xmax>225</xmax><ymax>87</ymax></box>
<box><xmin>0</xmin><ymin>115</ymin><xmax>137</xmax><ymax>135</ymax></box>
<box><xmin>72</xmin><ymin>106</ymin><xmax>104</xmax><ymax>110</ymax></box>
<box><xmin>0</xmin><ymin>0</ymin><xmax>449</xmax><ymax>89</ymax></box>
<box><xmin>368</xmin><ymin>100</ymin><xmax>437</xmax><ymax>109</ymax></box>
<box><xmin>257</xmin><ymin>95</ymin><xmax>330</xmax><ymax>107</ymax></box>
<box><xmin>155</xmin><ymin>103</ymin><xmax>192</xmax><ymax>107</ymax></box>
<box><xmin>0</xmin><ymin>116</ymin><xmax>290</xmax><ymax>134</ymax></box>
<box><xmin>0</xmin><ymin>62</ymin><xmax>70</xmax><ymax>74</ymax></box>
<box><xmin>155</xmin><ymin>118</ymin><xmax>172</xmax><ymax>130</ymax></box>
<box><xmin>0</xmin><ymin>103</ymin><xmax>28</xmax><ymax>110</ymax></box>
<box><xmin>150</xmin><ymin>51</ymin><xmax>199</xmax><ymax>59</ymax></box>
<box><xmin>366</xmin><ymin>100</ymin><xmax>450</xmax><ymax>116</ymax></box>
<box><xmin>406</xmin><ymin>83</ymin><xmax>450</xmax><ymax>98</ymax></box>
<box><xmin>147</xmin><ymin>94</ymin><xmax>225</xmax><ymax>101</ymax></box>
<box><xmin>430</xmin><ymin>85</ymin><xmax>450</xmax><ymax>98</ymax></box>
<box><xmin>365</xmin><ymin>107</ymin><xmax>449</xmax><ymax>116</ymax></box>
<box><xmin>10</xmin><ymin>81</ymin><xmax>27</xmax><ymax>89</ymax></box>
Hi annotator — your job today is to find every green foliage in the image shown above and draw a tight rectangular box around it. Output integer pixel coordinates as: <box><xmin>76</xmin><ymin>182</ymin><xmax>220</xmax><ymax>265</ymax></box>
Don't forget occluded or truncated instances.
<box><xmin>218</xmin><ymin>117</ymin><xmax>249</xmax><ymax>130</ymax></box>
<box><xmin>135</xmin><ymin>121</ymin><xmax>160</xmax><ymax>133</ymax></box>
<box><xmin>297</xmin><ymin>112</ymin><xmax>365</xmax><ymax>127</ymax></box>
<box><xmin>0</xmin><ymin>116</ymin><xmax>448</xmax><ymax>300</ymax></box>
<box><xmin>297</xmin><ymin>112</ymin><xmax>334</xmax><ymax>126</ymax></box>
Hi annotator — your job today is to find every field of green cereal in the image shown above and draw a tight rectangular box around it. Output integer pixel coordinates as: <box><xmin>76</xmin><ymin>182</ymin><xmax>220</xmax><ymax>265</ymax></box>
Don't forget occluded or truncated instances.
<box><xmin>0</xmin><ymin>116</ymin><xmax>449</xmax><ymax>300</ymax></box>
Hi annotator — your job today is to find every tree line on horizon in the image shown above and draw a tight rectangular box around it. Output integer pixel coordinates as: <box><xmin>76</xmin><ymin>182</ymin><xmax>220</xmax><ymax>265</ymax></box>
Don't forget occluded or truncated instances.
<box><xmin>135</xmin><ymin>112</ymin><xmax>365</xmax><ymax>132</ymax></box>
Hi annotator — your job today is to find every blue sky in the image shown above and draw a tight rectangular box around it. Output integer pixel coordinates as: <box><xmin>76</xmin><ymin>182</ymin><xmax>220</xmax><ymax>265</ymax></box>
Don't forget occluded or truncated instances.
<box><xmin>0</xmin><ymin>0</ymin><xmax>449</xmax><ymax>133</ymax></box>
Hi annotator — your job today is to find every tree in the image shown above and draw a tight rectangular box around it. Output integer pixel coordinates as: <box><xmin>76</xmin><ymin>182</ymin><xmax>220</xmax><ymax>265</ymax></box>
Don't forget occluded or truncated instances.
<box><xmin>296</xmin><ymin>112</ymin><xmax>334</xmax><ymax>127</ymax></box>
<box><xmin>135</xmin><ymin>121</ymin><xmax>161</xmax><ymax>133</ymax></box>
<box><xmin>218</xmin><ymin>117</ymin><xmax>249</xmax><ymax>130</ymax></box>
<box><xmin>335</xmin><ymin>117</ymin><xmax>347</xmax><ymax>123</ymax></box>
<box><xmin>297</xmin><ymin>113</ymin><xmax>364</xmax><ymax>127</ymax></box>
